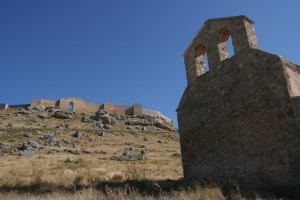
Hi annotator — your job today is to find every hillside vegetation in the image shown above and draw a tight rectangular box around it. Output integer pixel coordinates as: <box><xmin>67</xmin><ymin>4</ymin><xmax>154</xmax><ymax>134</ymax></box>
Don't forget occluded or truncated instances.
<box><xmin>0</xmin><ymin>107</ymin><xmax>285</xmax><ymax>199</ymax></box>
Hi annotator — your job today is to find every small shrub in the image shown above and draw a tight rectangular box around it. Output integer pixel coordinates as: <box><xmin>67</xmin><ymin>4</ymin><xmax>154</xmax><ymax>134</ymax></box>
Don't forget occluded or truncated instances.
<box><xmin>64</xmin><ymin>158</ymin><xmax>72</xmax><ymax>163</ymax></box>
<box><xmin>171</xmin><ymin>152</ymin><xmax>181</xmax><ymax>157</ymax></box>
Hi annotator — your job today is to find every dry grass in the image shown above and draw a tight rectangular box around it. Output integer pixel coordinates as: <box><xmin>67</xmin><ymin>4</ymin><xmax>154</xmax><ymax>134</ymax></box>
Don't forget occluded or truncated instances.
<box><xmin>0</xmin><ymin>156</ymin><xmax>227</xmax><ymax>200</ymax></box>
<box><xmin>0</xmin><ymin>109</ymin><xmax>186</xmax><ymax>199</ymax></box>
<box><xmin>0</xmin><ymin>109</ymin><xmax>291</xmax><ymax>199</ymax></box>
<box><xmin>0</xmin><ymin>127</ymin><xmax>183</xmax><ymax>186</ymax></box>
<box><xmin>0</xmin><ymin>162</ymin><xmax>284</xmax><ymax>200</ymax></box>
<box><xmin>0</xmin><ymin>186</ymin><xmax>226</xmax><ymax>200</ymax></box>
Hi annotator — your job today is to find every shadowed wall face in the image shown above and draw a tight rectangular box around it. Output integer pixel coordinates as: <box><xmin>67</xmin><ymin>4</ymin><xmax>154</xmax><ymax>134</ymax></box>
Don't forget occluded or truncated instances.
<box><xmin>178</xmin><ymin>15</ymin><xmax>300</xmax><ymax>190</ymax></box>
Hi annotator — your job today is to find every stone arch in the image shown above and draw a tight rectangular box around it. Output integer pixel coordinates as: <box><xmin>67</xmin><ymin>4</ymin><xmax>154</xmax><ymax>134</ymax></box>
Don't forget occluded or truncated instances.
<box><xmin>195</xmin><ymin>44</ymin><xmax>208</xmax><ymax>76</ymax></box>
<box><xmin>183</xmin><ymin>16</ymin><xmax>259</xmax><ymax>85</ymax></box>
<box><xmin>217</xmin><ymin>28</ymin><xmax>235</xmax><ymax>62</ymax></box>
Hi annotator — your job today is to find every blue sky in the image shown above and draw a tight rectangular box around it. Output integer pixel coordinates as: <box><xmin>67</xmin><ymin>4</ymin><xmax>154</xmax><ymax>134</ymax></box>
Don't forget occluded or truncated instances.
<box><xmin>1</xmin><ymin>1</ymin><xmax>300</xmax><ymax>127</ymax></box>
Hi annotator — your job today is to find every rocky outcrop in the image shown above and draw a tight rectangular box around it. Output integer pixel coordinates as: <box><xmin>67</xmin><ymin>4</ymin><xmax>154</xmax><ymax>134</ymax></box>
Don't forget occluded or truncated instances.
<box><xmin>53</xmin><ymin>110</ymin><xmax>74</xmax><ymax>119</ymax></box>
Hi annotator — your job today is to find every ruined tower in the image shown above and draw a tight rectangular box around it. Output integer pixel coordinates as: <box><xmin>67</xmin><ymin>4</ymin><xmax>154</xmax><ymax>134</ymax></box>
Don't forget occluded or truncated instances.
<box><xmin>177</xmin><ymin>15</ymin><xmax>300</xmax><ymax>190</ymax></box>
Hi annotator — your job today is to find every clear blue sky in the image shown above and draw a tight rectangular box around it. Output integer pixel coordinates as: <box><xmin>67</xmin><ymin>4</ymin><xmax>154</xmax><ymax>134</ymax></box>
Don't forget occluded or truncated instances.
<box><xmin>1</xmin><ymin>1</ymin><xmax>300</xmax><ymax>127</ymax></box>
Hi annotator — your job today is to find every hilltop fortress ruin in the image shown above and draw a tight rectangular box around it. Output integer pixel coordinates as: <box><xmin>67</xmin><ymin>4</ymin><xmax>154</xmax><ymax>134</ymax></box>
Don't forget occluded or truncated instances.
<box><xmin>0</xmin><ymin>97</ymin><xmax>173</xmax><ymax>124</ymax></box>
<box><xmin>177</xmin><ymin>15</ymin><xmax>300</xmax><ymax>190</ymax></box>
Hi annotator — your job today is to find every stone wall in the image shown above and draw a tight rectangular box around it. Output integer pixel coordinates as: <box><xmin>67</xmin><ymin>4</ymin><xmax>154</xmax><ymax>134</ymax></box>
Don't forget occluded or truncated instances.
<box><xmin>31</xmin><ymin>97</ymin><xmax>101</xmax><ymax>113</ymax></box>
<box><xmin>177</xmin><ymin>15</ymin><xmax>300</xmax><ymax>190</ymax></box>
<box><xmin>31</xmin><ymin>98</ymin><xmax>57</xmax><ymax>107</ymax></box>
<box><xmin>132</xmin><ymin>103</ymin><xmax>143</xmax><ymax>115</ymax></box>
<box><xmin>183</xmin><ymin>15</ymin><xmax>258</xmax><ymax>85</ymax></box>
<box><xmin>290</xmin><ymin>96</ymin><xmax>300</xmax><ymax>129</ymax></box>
<box><xmin>2</xmin><ymin>97</ymin><xmax>173</xmax><ymax>123</ymax></box>
<box><xmin>9</xmin><ymin>104</ymin><xmax>31</xmax><ymax>109</ymax></box>
<box><xmin>101</xmin><ymin>103</ymin><xmax>129</xmax><ymax>115</ymax></box>
<box><xmin>0</xmin><ymin>104</ymin><xmax>8</xmax><ymax>110</ymax></box>
<box><xmin>30</xmin><ymin>97</ymin><xmax>171</xmax><ymax>120</ymax></box>
<box><xmin>282</xmin><ymin>58</ymin><xmax>300</xmax><ymax>96</ymax></box>
<box><xmin>58</xmin><ymin>97</ymin><xmax>100</xmax><ymax>113</ymax></box>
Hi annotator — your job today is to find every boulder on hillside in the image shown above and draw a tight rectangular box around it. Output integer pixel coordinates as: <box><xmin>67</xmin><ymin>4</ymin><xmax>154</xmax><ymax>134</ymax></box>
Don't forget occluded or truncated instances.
<box><xmin>82</xmin><ymin>114</ymin><xmax>93</xmax><ymax>123</ymax></box>
<box><xmin>17</xmin><ymin>140</ymin><xmax>39</xmax><ymax>156</ymax></box>
<box><xmin>93</xmin><ymin>121</ymin><xmax>104</xmax><ymax>130</ymax></box>
<box><xmin>125</xmin><ymin>118</ymin><xmax>144</xmax><ymax>125</ymax></box>
<box><xmin>22</xmin><ymin>132</ymin><xmax>32</xmax><ymax>138</ymax></box>
<box><xmin>103</xmin><ymin>124</ymin><xmax>113</xmax><ymax>130</ymax></box>
<box><xmin>40</xmin><ymin>132</ymin><xmax>62</xmax><ymax>146</ymax></box>
<box><xmin>73</xmin><ymin>130</ymin><xmax>81</xmax><ymax>138</ymax></box>
<box><xmin>53</xmin><ymin>110</ymin><xmax>74</xmax><ymax>119</ymax></box>
<box><xmin>124</xmin><ymin>115</ymin><xmax>175</xmax><ymax>132</ymax></box>
<box><xmin>101</xmin><ymin>114</ymin><xmax>111</xmax><ymax>124</ymax></box>
<box><xmin>28</xmin><ymin>105</ymin><xmax>45</xmax><ymax>111</ymax></box>
<box><xmin>94</xmin><ymin>109</ymin><xmax>108</xmax><ymax>120</ymax></box>
<box><xmin>94</xmin><ymin>109</ymin><xmax>112</xmax><ymax>124</ymax></box>
<box><xmin>153</xmin><ymin>121</ymin><xmax>175</xmax><ymax>132</ymax></box>
<box><xmin>20</xmin><ymin>140</ymin><xmax>39</xmax><ymax>150</ymax></box>
<box><xmin>38</xmin><ymin>113</ymin><xmax>49</xmax><ymax>119</ymax></box>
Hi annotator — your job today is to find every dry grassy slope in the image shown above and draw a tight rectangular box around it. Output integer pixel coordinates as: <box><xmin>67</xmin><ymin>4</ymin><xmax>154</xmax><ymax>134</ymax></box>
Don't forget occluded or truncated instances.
<box><xmin>0</xmin><ymin>108</ymin><xmax>182</xmax><ymax>187</ymax></box>
<box><xmin>0</xmin><ymin>109</ymin><xmax>288</xmax><ymax>199</ymax></box>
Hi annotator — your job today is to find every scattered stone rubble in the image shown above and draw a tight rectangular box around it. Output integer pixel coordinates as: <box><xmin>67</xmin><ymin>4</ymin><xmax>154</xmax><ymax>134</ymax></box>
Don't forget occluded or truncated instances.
<box><xmin>79</xmin><ymin>108</ymin><xmax>175</xmax><ymax>131</ymax></box>
<box><xmin>0</xmin><ymin>142</ymin><xmax>10</xmax><ymax>155</ymax></box>
<box><xmin>0</xmin><ymin>105</ymin><xmax>177</xmax><ymax>157</ymax></box>
<box><xmin>111</xmin><ymin>149</ymin><xmax>146</xmax><ymax>161</ymax></box>
<box><xmin>40</xmin><ymin>132</ymin><xmax>63</xmax><ymax>147</ymax></box>
<box><xmin>16</xmin><ymin>140</ymin><xmax>39</xmax><ymax>156</ymax></box>
<box><xmin>2</xmin><ymin>105</ymin><xmax>175</xmax><ymax>132</ymax></box>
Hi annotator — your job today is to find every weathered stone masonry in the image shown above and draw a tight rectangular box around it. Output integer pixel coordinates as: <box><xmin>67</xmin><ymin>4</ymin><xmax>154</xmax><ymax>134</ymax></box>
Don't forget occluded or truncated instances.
<box><xmin>1</xmin><ymin>97</ymin><xmax>172</xmax><ymax>124</ymax></box>
<box><xmin>177</xmin><ymin>15</ymin><xmax>300</xmax><ymax>189</ymax></box>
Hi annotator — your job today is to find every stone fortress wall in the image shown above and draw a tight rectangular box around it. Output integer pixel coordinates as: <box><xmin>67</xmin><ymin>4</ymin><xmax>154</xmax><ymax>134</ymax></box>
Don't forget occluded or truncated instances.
<box><xmin>1</xmin><ymin>97</ymin><xmax>172</xmax><ymax>124</ymax></box>
<box><xmin>177</xmin><ymin>15</ymin><xmax>300</xmax><ymax>190</ymax></box>
<box><xmin>0</xmin><ymin>104</ymin><xmax>8</xmax><ymax>110</ymax></box>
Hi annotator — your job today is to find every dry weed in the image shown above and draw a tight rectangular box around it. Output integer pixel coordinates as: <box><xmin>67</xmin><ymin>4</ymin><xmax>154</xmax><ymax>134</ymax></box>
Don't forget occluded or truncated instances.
<box><xmin>0</xmin><ymin>186</ymin><xmax>227</xmax><ymax>200</ymax></box>
<box><xmin>125</xmin><ymin>165</ymin><xmax>148</xmax><ymax>181</ymax></box>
